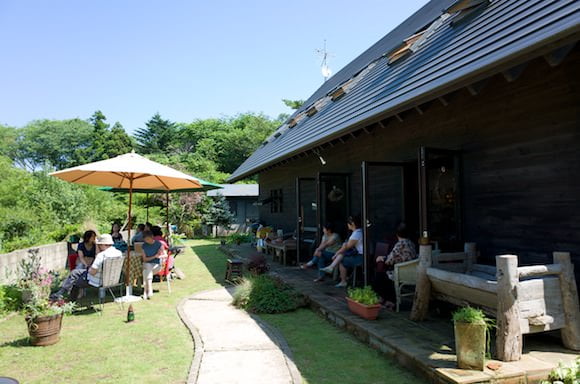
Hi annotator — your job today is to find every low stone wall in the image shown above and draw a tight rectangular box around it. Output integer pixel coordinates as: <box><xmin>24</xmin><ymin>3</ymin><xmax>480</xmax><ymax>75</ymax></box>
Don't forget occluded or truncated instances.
<box><xmin>0</xmin><ymin>242</ymin><xmax>68</xmax><ymax>285</ymax></box>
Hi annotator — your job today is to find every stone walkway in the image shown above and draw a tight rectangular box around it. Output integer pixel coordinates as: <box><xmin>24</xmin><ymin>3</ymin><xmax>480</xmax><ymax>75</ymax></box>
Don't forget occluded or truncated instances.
<box><xmin>177</xmin><ymin>287</ymin><xmax>301</xmax><ymax>384</ymax></box>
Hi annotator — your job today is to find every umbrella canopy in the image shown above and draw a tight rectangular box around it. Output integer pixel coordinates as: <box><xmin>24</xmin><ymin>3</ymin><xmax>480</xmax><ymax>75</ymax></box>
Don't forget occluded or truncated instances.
<box><xmin>50</xmin><ymin>151</ymin><xmax>203</xmax><ymax>190</ymax></box>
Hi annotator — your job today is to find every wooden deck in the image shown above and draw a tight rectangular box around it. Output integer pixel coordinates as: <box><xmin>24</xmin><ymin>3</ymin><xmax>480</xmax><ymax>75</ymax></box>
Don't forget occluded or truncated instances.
<box><xmin>222</xmin><ymin>243</ymin><xmax>579</xmax><ymax>384</ymax></box>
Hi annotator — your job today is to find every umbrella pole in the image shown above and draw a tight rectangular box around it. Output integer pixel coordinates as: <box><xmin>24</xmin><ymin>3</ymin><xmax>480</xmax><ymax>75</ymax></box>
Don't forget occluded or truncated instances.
<box><xmin>117</xmin><ymin>175</ymin><xmax>141</xmax><ymax>303</ymax></box>
<box><xmin>146</xmin><ymin>193</ymin><xmax>149</xmax><ymax>222</ymax></box>
<box><xmin>166</xmin><ymin>192</ymin><xmax>170</xmax><ymax>243</ymax></box>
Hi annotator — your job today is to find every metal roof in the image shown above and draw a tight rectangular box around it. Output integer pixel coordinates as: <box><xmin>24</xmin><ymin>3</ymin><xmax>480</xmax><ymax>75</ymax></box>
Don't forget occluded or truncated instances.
<box><xmin>207</xmin><ymin>184</ymin><xmax>259</xmax><ymax>197</ymax></box>
<box><xmin>229</xmin><ymin>0</ymin><xmax>580</xmax><ymax>181</ymax></box>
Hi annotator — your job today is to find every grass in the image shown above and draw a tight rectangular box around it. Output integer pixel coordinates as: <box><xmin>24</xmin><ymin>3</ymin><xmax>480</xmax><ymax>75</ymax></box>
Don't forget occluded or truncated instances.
<box><xmin>259</xmin><ymin>310</ymin><xmax>426</xmax><ymax>384</ymax></box>
<box><xmin>0</xmin><ymin>240</ymin><xmax>423</xmax><ymax>384</ymax></box>
<box><xmin>0</xmin><ymin>239</ymin><xmax>228</xmax><ymax>384</ymax></box>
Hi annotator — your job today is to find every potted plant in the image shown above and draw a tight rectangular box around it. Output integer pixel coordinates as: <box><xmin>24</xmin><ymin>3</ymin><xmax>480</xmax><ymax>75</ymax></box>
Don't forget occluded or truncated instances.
<box><xmin>452</xmin><ymin>306</ymin><xmax>493</xmax><ymax>370</ymax></box>
<box><xmin>540</xmin><ymin>358</ymin><xmax>579</xmax><ymax>384</ymax></box>
<box><xmin>18</xmin><ymin>251</ymin><xmax>74</xmax><ymax>346</ymax></box>
<box><xmin>346</xmin><ymin>286</ymin><xmax>381</xmax><ymax>320</ymax></box>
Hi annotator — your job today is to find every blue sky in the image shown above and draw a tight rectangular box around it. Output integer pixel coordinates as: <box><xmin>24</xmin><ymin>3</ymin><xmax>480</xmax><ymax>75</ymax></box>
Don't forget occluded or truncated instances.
<box><xmin>0</xmin><ymin>1</ymin><xmax>428</xmax><ymax>133</ymax></box>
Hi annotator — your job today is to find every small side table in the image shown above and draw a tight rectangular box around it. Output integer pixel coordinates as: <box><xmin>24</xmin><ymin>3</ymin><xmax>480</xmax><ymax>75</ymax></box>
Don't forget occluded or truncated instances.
<box><xmin>225</xmin><ymin>259</ymin><xmax>244</xmax><ymax>283</ymax></box>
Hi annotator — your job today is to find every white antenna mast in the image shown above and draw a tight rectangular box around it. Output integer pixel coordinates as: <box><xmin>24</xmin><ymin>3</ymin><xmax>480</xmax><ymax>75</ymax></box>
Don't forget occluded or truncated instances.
<box><xmin>315</xmin><ymin>40</ymin><xmax>334</xmax><ymax>82</ymax></box>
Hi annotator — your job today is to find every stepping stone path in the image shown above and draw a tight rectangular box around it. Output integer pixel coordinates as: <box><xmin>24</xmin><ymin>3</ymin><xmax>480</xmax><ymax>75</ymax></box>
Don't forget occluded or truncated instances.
<box><xmin>178</xmin><ymin>287</ymin><xmax>301</xmax><ymax>384</ymax></box>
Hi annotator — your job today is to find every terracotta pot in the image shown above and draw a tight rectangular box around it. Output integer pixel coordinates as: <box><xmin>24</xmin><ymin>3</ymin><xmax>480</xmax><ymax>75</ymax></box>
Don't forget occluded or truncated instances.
<box><xmin>26</xmin><ymin>313</ymin><xmax>63</xmax><ymax>346</ymax></box>
<box><xmin>346</xmin><ymin>297</ymin><xmax>381</xmax><ymax>320</ymax></box>
<box><xmin>454</xmin><ymin>321</ymin><xmax>486</xmax><ymax>370</ymax></box>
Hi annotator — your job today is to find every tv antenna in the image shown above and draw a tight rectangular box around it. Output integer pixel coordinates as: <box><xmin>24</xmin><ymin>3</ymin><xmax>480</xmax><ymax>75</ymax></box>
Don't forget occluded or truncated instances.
<box><xmin>315</xmin><ymin>40</ymin><xmax>334</xmax><ymax>82</ymax></box>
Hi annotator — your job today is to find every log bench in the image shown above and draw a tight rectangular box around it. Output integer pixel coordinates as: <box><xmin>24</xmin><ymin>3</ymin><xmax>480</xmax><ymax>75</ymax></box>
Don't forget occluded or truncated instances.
<box><xmin>411</xmin><ymin>243</ymin><xmax>580</xmax><ymax>361</ymax></box>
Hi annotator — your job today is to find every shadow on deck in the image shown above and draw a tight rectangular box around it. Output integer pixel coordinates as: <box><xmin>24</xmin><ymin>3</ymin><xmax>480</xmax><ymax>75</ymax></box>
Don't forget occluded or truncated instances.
<box><xmin>222</xmin><ymin>243</ymin><xmax>578</xmax><ymax>384</ymax></box>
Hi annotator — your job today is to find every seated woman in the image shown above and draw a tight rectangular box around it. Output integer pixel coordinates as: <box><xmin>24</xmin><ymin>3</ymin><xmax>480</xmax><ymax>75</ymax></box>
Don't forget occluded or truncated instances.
<box><xmin>111</xmin><ymin>222</ymin><xmax>123</xmax><ymax>243</ymax></box>
<box><xmin>151</xmin><ymin>225</ymin><xmax>169</xmax><ymax>250</ymax></box>
<box><xmin>141</xmin><ymin>230</ymin><xmax>167</xmax><ymax>300</ymax></box>
<box><xmin>372</xmin><ymin>222</ymin><xmax>417</xmax><ymax>310</ymax></box>
<box><xmin>300</xmin><ymin>223</ymin><xmax>342</xmax><ymax>282</ymax></box>
<box><xmin>76</xmin><ymin>230</ymin><xmax>97</xmax><ymax>269</ymax></box>
<box><xmin>320</xmin><ymin>215</ymin><xmax>364</xmax><ymax>288</ymax></box>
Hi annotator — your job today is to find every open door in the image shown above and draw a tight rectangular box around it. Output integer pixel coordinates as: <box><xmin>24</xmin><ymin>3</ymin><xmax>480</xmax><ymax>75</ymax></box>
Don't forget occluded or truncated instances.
<box><xmin>419</xmin><ymin>147</ymin><xmax>463</xmax><ymax>251</ymax></box>
<box><xmin>318</xmin><ymin>173</ymin><xmax>350</xmax><ymax>241</ymax></box>
<box><xmin>361</xmin><ymin>161</ymin><xmax>418</xmax><ymax>285</ymax></box>
<box><xmin>296</xmin><ymin>177</ymin><xmax>317</xmax><ymax>264</ymax></box>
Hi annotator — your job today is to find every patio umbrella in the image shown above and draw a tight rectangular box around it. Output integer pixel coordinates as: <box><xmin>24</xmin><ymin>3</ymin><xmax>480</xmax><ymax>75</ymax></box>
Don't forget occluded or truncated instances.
<box><xmin>50</xmin><ymin>151</ymin><xmax>204</xmax><ymax>302</ymax></box>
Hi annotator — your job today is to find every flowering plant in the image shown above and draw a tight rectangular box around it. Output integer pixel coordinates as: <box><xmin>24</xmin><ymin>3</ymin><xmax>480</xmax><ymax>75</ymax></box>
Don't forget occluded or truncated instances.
<box><xmin>18</xmin><ymin>249</ymin><xmax>75</xmax><ymax>318</ymax></box>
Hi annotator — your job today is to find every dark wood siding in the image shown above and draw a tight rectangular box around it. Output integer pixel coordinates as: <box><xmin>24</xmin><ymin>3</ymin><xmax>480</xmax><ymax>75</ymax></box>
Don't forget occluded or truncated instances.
<box><xmin>258</xmin><ymin>50</ymin><xmax>580</xmax><ymax>282</ymax></box>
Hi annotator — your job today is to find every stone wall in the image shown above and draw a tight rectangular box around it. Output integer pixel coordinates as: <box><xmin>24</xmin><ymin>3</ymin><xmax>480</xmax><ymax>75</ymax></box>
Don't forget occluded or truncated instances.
<box><xmin>0</xmin><ymin>242</ymin><xmax>68</xmax><ymax>285</ymax></box>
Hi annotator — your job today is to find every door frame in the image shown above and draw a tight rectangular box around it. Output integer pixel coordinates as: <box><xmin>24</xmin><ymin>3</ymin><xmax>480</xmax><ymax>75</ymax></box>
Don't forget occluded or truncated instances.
<box><xmin>296</xmin><ymin>177</ymin><xmax>316</xmax><ymax>263</ymax></box>
<box><xmin>361</xmin><ymin>161</ymin><xmax>407</xmax><ymax>285</ymax></box>
<box><xmin>317</xmin><ymin>172</ymin><xmax>351</xmax><ymax>234</ymax></box>
<box><xmin>418</xmin><ymin>147</ymin><xmax>463</xmax><ymax>248</ymax></box>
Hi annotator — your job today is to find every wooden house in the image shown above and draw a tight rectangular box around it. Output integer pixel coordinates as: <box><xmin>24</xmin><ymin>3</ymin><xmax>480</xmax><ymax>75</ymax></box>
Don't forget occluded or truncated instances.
<box><xmin>229</xmin><ymin>0</ymin><xmax>580</xmax><ymax>286</ymax></box>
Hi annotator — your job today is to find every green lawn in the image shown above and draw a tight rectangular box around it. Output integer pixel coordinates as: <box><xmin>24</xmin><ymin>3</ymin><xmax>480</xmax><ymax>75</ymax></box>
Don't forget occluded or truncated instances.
<box><xmin>0</xmin><ymin>239</ymin><xmax>227</xmax><ymax>384</ymax></box>
<box><xmin>0</xmin><ymin>240</ymin><xmax>422</xmax><ymax>384</ymax></box>
<box><xmin>260</xmin><ymin>309</ymin><xmax>426</xmax><ymax>384</ymax></box>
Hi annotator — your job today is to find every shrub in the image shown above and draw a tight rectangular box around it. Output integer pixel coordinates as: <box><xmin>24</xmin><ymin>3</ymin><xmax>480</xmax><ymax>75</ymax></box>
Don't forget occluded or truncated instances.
<box><xmin>347</xmin><ymin>286</ymin><xmax>380</xmax><ymax>306</ymax></box>
<box><xmin>232</xmin><ymin>275</ymin><xmax>303</xmax><ymax>314</ymax></box>
<box><xmin>0</xmin><ymin>284</ymin><xmax>22</xmax><ymax>314</ymax></box>
<box><xmin>226</xmin><ymin>233</ymin><xmax>253</xmax><ymax>245</ymax></box>
<box><xmin>452</xmin><ymin>306</ymin><xmax>487</xmax><ymax>324</ymax></box>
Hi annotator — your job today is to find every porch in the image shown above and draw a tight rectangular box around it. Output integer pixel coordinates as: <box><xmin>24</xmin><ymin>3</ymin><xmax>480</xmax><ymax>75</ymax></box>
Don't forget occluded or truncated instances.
<box><xmin>222</xmin><ymin>243</ymin><xmax>579</xmax><ymax>384</ymax></box>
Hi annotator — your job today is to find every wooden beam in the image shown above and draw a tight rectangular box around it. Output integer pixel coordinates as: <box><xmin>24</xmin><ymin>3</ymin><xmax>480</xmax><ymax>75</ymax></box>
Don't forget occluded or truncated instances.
<box><xmin>517</xmin><ymin>264</ymin><xmax>561</xmax><ymax>279</ymax></box>
<box><xmin>414</xmin><ymin>106</ymin><xmax>424</xmax><ymax>115</ymax></box>
<box><xmin>466</xmin><ymin>78</ymin><xmax>488</xmax><ymax>95</ymax></box>
<box><xmin>496</xmin><ymin>255</ymin><xmax>522</xmax><ymax>362</ymax></box>
<box><xmin>438</xmin><ymin>96</ymin><xmax>449</xmax><ymax>106</ymax></box>
<box><xmin>378</xmin><ymin>120</ymin><xmax>387</xmax><ymax>129</ymax></box>
<box><xmin>339</xmin><ymin>137</ymin><xmax>346</xmax><ymax>144</ymax></box>
<box><xmin>502</xmin><ymin>63</ymin><xmax>528</xmax><ymax>82</ymax></box>
<box><xmin>363</xmin><ymin>126</ymin><xmax>371</xmax><ymax>134</ymax></box>
<box><xmin>394</xmin><ymin>113</ymin><xmax>404</xmax><ymax>122</ymax></box>
<box><xmin>350</xmin><ymin>132</ymin><xmax>357</xmax><ymax>139</ymax></box>
<box><xmin>410</xmin><ymin>245</ymin><xmax>432</xmax><ymax>321</ymax></box>
<box><xmin>553</xmin><ymin>252</ymin><xmax>580</xmax><ymax>350</ymax></box>
<box><xmin>543</xmin><ymin>43</ymin><xmax>576</xmax><ymax>67</ymax></box>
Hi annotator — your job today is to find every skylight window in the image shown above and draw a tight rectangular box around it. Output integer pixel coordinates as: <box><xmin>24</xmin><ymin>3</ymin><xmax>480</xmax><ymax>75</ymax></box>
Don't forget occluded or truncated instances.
<box><xmin>387</xmin><ymin>31</ymin><xmax>425</xmax><ymax>64</ymax></box>
<box><xmin>448</xmin><ymin>0</ymin><xmax>489</xmax><ymax>26</ymax></box>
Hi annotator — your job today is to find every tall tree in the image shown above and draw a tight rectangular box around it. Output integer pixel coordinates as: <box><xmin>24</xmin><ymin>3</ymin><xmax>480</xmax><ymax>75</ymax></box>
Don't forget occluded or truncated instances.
<box><xmin>14</xmin><ymin>119</ymin><xmax>93</xmax><ymax>170</ymax></box>
<box><xmin>80</xmin><ymin>111</ymin><xmax>134</xmax><ymax>162</ymax></box>
<box><xmin>282</xmin><ymin>99</ymin><xmax>304</xmax><ymax>110</ymax></box>
<box><xmin>134</xmin><ymin>113</ymin><xmax>178</xmax><ymax>154</ymax></box>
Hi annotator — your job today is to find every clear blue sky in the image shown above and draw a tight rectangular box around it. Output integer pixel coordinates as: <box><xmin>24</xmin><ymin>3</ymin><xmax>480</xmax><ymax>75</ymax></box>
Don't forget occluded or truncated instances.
<box><xmin>0</xmin><ymin>1</ymin><xmax>428</xmax><ymax>133</ymax></box>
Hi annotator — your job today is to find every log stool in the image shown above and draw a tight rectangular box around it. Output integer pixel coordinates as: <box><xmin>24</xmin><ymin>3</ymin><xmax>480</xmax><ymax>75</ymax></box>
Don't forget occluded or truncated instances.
<box><xmin>225</xmin><ymin>258</ymin><xmax>244</xmax><ymax>283</ymax></box>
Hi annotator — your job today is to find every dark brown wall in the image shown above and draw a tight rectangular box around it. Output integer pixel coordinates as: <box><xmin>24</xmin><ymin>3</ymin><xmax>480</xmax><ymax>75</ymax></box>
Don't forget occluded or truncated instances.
<box><xmin>258</xmin><ymin>49</ymin><xmax>580</xmax><ymax>274</ymax></box>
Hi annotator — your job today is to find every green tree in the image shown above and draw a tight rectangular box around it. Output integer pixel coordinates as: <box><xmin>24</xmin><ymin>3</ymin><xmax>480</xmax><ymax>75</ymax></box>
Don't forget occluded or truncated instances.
<box><xmin>134</xmin><ymin>113</ymin><xmax>178</xmax><ymax>154</ymax></box>
<box><xmin>14</xmin><ymin>119</ymin><xmax>93</xmax><ymax>170</ymax></box>
<box><xmin>201</xmin><ymin>194</ymin><xmax>234</xmax><ymax>231</ymax></box>
<box><xmin>83</xmin><ymin>111</ymin><xmax>134</xmax><ymax>162</ymax></box>
<box><xmin>0</xmin><ymin>125</ymin><xmax>17</xmax><ymax>159</ymax></box>
<box><xmin>282</xmin><ymin>99</ymin><xmax>304</xmax><ymax>110</ymax></box>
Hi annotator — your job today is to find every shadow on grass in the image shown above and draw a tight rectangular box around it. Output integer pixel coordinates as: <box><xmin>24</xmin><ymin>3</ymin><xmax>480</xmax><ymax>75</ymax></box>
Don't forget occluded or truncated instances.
<box><xmin>1</xmin><ymin>337</ymin><xmax>30</xmax><ymax>348</ymax></box>
<box><xmin>190</xmin><ymin>244</ymin><xmax>229</xmax><ymax>286</ymax></box>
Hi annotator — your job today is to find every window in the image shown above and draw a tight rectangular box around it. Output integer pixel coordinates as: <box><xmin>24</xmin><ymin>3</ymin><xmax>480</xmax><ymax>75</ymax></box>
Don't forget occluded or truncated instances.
<box><xmin>229</xmin><ymin>201</ymin><xmax>238</xmax><ymax>217</ymax></box>
<box><xmin>270</xmin><ymin>189</ymin><xmax>284</xmax><ymax>213</ymax></box>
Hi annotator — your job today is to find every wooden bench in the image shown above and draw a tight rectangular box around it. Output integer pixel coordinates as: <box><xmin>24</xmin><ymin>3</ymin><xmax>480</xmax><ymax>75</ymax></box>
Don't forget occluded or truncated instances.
<box><xmin>266</xmin><ymin>241</ymin><xmax>297</xmax><ymax>266</ymax></box>
<box><xmin>411</xmin><ymin>243</ymin><xmax>580</xmax><ymax>361</ymax></box>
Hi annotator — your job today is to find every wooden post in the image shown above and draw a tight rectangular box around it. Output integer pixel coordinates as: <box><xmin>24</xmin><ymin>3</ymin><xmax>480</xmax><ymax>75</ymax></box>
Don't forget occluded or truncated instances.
<box><xmin>464</xmin><ymin>242</ymin><xmax>477</xmax><ymax>273</ymax></box>
<box><xmin>553</xmin><ymin>251</ymin><xmax>580</xmax><ymax>350</ymax></box>
<box><xmin>411</xmin><ymin>245</ymin><xmax>432</xmax><ymax>321</ymax></box>
<box><xmin>496</xmin><ymin>255</ymin><xmax>522</xmax><ymax>361</ymax></box>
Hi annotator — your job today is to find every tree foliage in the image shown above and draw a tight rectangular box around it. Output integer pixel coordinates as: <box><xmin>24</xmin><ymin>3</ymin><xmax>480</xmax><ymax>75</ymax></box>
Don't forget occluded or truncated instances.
<box><xmin>134</xmin><ymin>113</ymin><xmax>179</xmax><ymax>154</ymax></box>
<box><xmin>282</xmin><ymin>99</ymin><xmax>305</xmax><ymax>110</ymax></box>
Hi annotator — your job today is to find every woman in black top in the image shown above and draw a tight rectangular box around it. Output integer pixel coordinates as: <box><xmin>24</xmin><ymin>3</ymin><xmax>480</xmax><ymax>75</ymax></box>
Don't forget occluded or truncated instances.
<box><xmin>111</xmin><ymin>223</ymin><xmax>123</xmax><ymax>243</ymax></box>
<box><xmin>77</xmin><ymin>230</ymin><xmax>97</xmax><ymax>268</ymax></box>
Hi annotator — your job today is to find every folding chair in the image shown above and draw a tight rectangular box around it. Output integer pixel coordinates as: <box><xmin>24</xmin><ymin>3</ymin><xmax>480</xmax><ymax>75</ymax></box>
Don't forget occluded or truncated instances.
<box><xmin>155</xmin><ymin>252</ymin><xmax>174</xmax><ymax>294</ymax></box>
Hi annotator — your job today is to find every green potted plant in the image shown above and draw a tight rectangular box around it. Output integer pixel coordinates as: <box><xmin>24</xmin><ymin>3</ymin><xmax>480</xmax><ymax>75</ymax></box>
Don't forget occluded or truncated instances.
<box><xmin>540</xmin><ymin>358</ymin><xmax>579</xmax><ymax>384</ymax></box>
<box><xmin>346</xmin><ymin>286</ymin><xmax>381</xmax><ymax>320</ymax></box>
<box><xmin>452</xmin><ymin>306</ymin><xmax>493</xmax><ymax>370</ymax></box>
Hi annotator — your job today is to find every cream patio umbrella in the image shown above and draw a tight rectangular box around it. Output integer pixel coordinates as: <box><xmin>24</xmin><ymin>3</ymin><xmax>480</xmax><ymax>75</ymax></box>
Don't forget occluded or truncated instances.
<box><xmin>50</xmin><ymin>151</ymin><xmax>203</xmax><ymax>302</ymax></box>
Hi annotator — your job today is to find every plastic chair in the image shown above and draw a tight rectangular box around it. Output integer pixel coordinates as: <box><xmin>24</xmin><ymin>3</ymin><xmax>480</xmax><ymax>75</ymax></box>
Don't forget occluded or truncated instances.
<box><xmin>393</xmin><ymin>258</ymin><xmax>419</xmax><ymax>312</ymax></box>
<box><xmin>155</xmin><ymin>252</ymin><xmax>174</xmax><ymax>294</ymax></box>
<box><xmin>97</xmin><ymin>256</ymin><xmax>126</xmax><ymax>312</ymax></box>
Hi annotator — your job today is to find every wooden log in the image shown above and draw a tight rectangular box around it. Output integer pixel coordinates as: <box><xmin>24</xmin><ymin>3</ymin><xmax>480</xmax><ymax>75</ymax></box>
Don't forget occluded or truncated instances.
<box><xmin>517</xmin><ymin>264</ymin><xmax>562</xmax><ymax>279</ymax></box>
<box><xmin>496</xmin><ymin>255</ymin><xmax>522</xmax><ymax>361</ymax></box>
<box><xmin>465</xmin><ymin>242</ymin><xmax>477</xmax><ymax>273</ymax></box>
<box><xmin>471</xmin><ymin>263</ymin><xmax>497</xmax><ymax>277</ymax></box>
<box><xmin>553</xmin><ymin>252</ymin><xmax>580</xmax><ymax>350</ymax></box>
<box><xmin>410</xmin><ymin>245</ymin><xmax>432</xmax><ymax>321</ymax></box>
